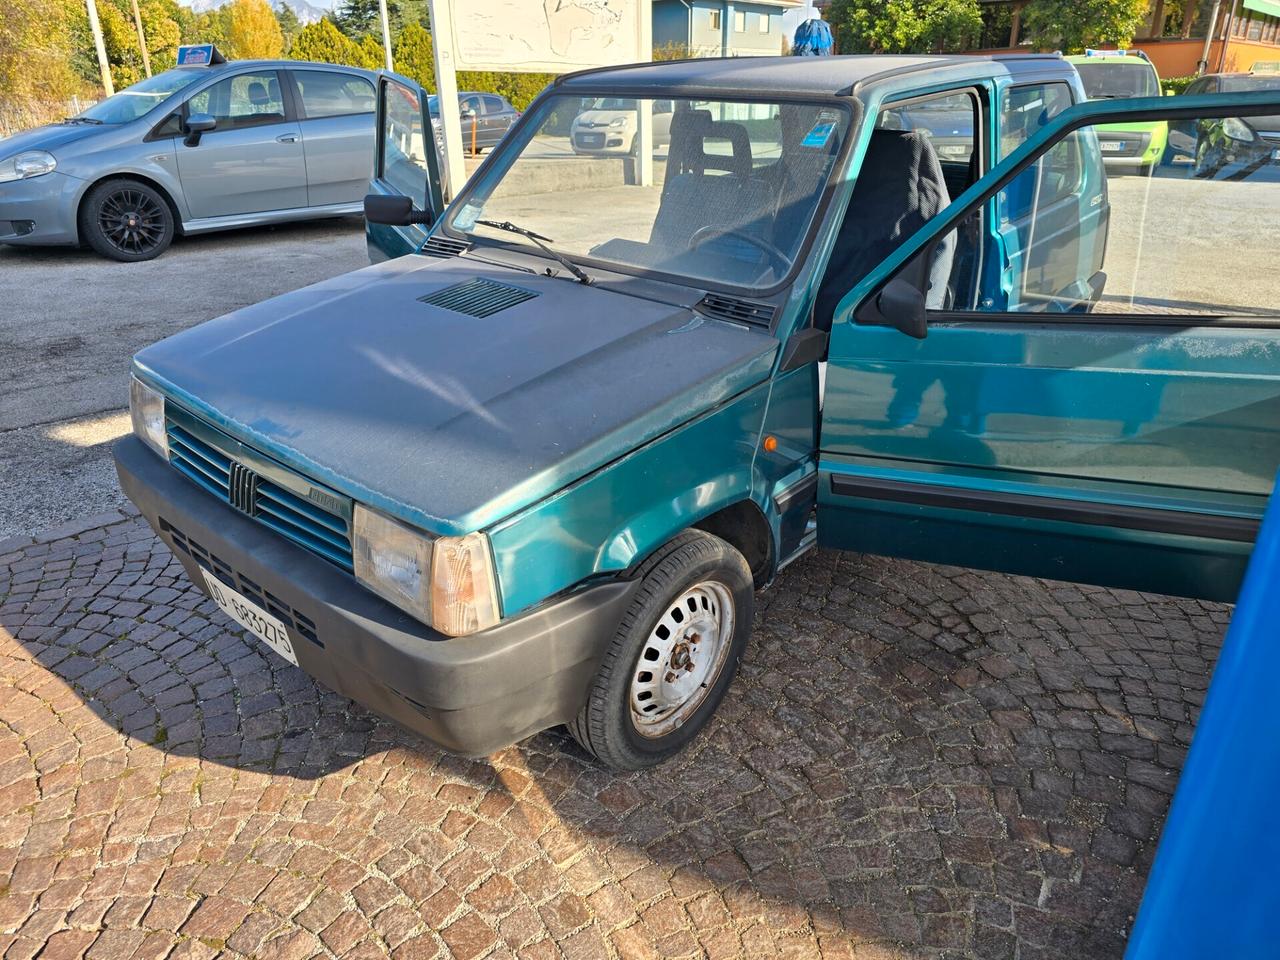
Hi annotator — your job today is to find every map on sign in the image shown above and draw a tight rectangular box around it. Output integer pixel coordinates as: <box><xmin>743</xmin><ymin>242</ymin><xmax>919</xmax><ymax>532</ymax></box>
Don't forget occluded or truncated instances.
<box><xmin>450</xmin><ymin>0</ymin><xmax>648</xmax><ymax>73</ymax></box>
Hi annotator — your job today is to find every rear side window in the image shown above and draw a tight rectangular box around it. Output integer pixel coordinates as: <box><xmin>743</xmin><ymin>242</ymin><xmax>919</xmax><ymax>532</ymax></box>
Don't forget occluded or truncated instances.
<box><xmin>1000</xmin><ymin>82</ymin><xmax>1073</xmax><ymax>158</ymax></box>
<box><xmin>295</xmin><ymin>71</ymin><xmax>375</xmax><ymax>118</ymax></box>
<box><xmin>482</xmin><ymin>95</ymin><xmax>506</xmax><ymax>114</ymax></box>
<box><xmin>187</xmin><ymin>72</ymin><xmax>286</xmax><ymax>131</ymax></box>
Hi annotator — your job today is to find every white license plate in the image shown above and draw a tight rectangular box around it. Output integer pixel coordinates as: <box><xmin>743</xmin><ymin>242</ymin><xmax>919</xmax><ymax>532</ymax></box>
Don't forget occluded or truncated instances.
<box><xmin>1099</xmin><ymin>141</ymin><xmax>1124</xmax><ymax>153</ymax></box>
<box><xmin>202</xmin><ymin>570</ymin><xmax>298</xmax><ymax>665</ymax></box>
<box><xmin>1272</xmin><ymin>148</ymin><xmax>1280</xmax><ymax>161</ymax></box>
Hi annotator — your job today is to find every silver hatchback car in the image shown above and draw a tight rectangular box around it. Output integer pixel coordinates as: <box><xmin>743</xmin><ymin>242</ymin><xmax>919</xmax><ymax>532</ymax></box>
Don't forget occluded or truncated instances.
<box><xmin>0</xmin><ymin>59</ymin><xmax>378</xmax><ymax>261</ymax></box>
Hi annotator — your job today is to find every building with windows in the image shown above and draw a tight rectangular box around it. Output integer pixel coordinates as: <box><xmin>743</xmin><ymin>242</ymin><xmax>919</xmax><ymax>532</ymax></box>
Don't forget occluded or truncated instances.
<box><xmin>974</xmin><ymin>0</ymin><xmax>1280</xmax><ymax>77</ymax></box>
<box><xmin>652</xmin><ymin>0</ymin><xmax>803</xmax><ymax>56</ymax></box>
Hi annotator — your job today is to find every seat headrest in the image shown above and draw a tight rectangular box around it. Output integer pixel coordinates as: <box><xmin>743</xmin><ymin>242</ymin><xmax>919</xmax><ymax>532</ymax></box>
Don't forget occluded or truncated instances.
<box><xmin>247</xmin><ymin>81</ymin><xmax>269</xmax><ymax>105</ymax></box>
<box><xmin>668</xmin><ymin>109</ymin><xmax>754</xmax><ymax>179</ymax></box>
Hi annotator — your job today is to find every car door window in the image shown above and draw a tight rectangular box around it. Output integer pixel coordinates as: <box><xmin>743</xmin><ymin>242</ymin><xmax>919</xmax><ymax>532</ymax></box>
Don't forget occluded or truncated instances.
<box><xmin>379</xmin><ymin>77</ymin><xmax>431</xmax><ymax>211</ymax></box>
<box><xmin>482</xmin><ymin>95</ymin><xmax>505</xmax><ymax>115</ymax></box>
<box><xmin>295</xmin><ymin>71</ymin><xmax>375</xmax><ymax>118</ymax></box>
<box><xmin>460</xmin><ymin>96</ymin><xmax>482</xmax><ymax>118</ymax></box>
<box><xmin>999</xmin><ymin>82</ymin><xmax>1073</xmax><ymax>158</ymax></box>
<box><xmin>876</xmin><ymin>89</ymin><xmax>980</xmax><ymax>201</ymax></box>
<box><xmin>187</xmin><ymin>72</ymin><xmax>286</xmax><ymax>130</ymax></box>
<box><xmin>924</xmin><ymin>106</ymin><xmax>1280</xmax><ymax>317</ymax></box>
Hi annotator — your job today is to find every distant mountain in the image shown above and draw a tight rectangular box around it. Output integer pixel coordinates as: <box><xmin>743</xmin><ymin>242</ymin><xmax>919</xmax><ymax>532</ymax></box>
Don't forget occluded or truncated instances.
<box><xmin>179</xmin><ymin>0</ymin><xmax>331</xmax><ymax>24</ymax></box>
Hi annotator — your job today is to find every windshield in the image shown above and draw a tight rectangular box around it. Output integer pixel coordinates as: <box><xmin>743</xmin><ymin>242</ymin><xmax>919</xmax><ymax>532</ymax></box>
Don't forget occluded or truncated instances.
<box><xmin>77</xmin><ymin>68</ymin><xmax>204</xmax><ymax>124</ymax></box>
<box><xmin>444</xmin><ymin>94</ymin><xmax>850</xmax><ymax>290</ymax></box>
<box><xmin>1075</xmin><ymin>61</ymin><xmax>1159</xmax><ymax>99</ymax></box>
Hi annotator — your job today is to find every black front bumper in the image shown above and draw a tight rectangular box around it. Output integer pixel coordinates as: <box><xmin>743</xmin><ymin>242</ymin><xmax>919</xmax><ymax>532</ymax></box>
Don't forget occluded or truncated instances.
<box><xmin>114</xmin><ymin>435</ymin><xmax>638</xmax><ymax>756</ymax></box>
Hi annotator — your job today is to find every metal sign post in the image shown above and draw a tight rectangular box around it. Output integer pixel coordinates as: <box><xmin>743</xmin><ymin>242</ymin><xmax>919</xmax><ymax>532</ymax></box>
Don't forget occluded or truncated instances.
<box><xmin>426</xmin><ymin>0</ymin><xmax>468</xmax><ymax>200</ymax></box>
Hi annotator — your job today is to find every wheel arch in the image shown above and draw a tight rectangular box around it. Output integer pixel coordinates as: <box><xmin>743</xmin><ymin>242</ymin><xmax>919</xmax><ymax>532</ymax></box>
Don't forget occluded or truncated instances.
<box><xmin>691</xmin><ymin>499</ymin><xmax>775</xmax><ymax>589</ymax></box>
<box><xmin>76</xmin><ymin>172</ymin><xmax>185</xmax><ymax>243</ymax></box>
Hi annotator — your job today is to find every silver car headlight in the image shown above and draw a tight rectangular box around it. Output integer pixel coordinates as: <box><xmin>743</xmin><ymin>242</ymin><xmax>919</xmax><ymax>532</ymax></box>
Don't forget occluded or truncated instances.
<box><xmin>129</xmin><ymin>377</ymin><xmax>168</xmax><ymax>459</ymax></box>
<box><xmin>353</xmin><ymin>506</ymin><xmax>500</xmax><ymax>637</ymax></box>
<box><xmin>0</xmin><ymin>150</ymin><xmax>56</xmax><ymax>183</ymax></box>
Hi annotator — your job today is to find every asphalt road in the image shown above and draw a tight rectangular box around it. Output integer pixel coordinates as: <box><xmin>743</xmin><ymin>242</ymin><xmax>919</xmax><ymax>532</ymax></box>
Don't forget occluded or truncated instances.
<box><xmin>0</xmin><ymin>217</ymin><xmax>369</xmax><ymax>540</ymax></box>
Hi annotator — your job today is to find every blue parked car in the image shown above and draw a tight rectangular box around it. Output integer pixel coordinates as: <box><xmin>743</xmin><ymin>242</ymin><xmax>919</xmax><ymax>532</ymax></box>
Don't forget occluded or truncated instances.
<box><xmin>0</xmin><ymin>56</ymin><xmax>377</xmax><ymax>261</ymax></box>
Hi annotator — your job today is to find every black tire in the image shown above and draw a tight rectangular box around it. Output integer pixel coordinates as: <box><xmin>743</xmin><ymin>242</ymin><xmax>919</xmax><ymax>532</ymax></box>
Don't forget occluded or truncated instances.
<box><xmin>569</xmin><ymin>530</ymin><xmax>753</xmax><ymax>770</ymax></box>
<box><xmin>80</xmin><ymin>179</ymin><xmax>174</xmax><ymax>262</ymax></box>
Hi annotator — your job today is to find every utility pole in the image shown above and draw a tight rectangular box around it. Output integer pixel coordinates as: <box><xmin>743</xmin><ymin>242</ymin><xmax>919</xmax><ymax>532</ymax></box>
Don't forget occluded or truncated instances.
<box><xmin>130</xmin><ymin>0</ymin><xmax>152</xmax><ymax>78</ymax></box>
<box><xmin>1196</xmin><ymin>0</ymin><xmax>1223</xmax><ymax>73</ymax></box>
<box><xmin>378</xmin><ymin>0</ymin><xmax>394</xmax><ymax>69</ymax></box>
<box><xmin>85</xmin><ymin>0</ymin><xmax>115</xmax><ymax>97</ymax></box>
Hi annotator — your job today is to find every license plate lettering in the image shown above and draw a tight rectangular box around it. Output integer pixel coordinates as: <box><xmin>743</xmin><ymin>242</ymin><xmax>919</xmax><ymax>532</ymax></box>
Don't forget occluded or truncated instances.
<box><xmin>202</xmin><ymin>570</ymin><xmax>298</xmax><ymax>665</ymax></box>
<box><xmin>1099</xmin><ymin>141</ymin><xmax>1123</xmax><ymax>152</ymax></box>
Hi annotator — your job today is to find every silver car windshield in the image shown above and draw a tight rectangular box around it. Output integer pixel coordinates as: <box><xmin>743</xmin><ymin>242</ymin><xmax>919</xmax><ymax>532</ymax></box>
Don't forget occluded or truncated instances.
<box><xmin>445</xmin><ymin>94</ymin><xmax>850</xmax><ymax>290</ymax></box>
<box><xmin>77</xmin><ymin>69</ymin><xmax>204</xmax><ymax>124</ymax></box>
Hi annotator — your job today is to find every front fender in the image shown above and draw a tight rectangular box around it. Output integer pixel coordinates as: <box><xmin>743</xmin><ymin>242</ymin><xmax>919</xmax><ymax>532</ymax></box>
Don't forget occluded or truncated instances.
<box><xmin>487</xmin><ymin>379</ymin><xmax>774</xmax><ymax>617</ymax></box>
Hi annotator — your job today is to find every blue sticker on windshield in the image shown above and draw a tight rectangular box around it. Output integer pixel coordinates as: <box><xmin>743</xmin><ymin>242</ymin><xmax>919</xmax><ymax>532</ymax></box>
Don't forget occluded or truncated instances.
<box><xmin>453</xmin><ymin>203</ymin><xmax>480</xmax><ymax>231</ymax></box>
<box><xmin>802</xmin><ymin>121</ymin><xmax>836</xmax><ymax>148</ymax></box>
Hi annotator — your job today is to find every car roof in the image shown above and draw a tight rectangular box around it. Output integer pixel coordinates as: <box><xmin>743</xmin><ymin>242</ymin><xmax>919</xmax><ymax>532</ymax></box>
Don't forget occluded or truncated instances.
<box><xmin>1065</xmin><ymin>53</ymin><xmax>1153</xmax><ymax>64</ymax></box>
<box><xmin>556</xmin><ymin>53</ymin><xmax>1068</xmax><ymax>98</ymax></box>
<box><xmin>174</xmin><ymin>59</ymin><xmax>377</xmax><ymax>77</ymax></box>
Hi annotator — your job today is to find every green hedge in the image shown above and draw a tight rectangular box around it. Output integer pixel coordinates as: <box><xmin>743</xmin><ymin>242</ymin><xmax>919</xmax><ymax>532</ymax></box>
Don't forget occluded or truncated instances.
<box><xmin>1162</xmin><ymin>75</ymin><xmax>1198</xmax><ymax>95</ymax></box>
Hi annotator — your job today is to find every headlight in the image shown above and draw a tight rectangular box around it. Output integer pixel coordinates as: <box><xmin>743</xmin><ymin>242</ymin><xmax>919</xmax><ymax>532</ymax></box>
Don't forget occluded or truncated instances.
<box><xmin>353</xmin><ymin>508</ymin><xmax>500</xmax><ymax>636</ymax></box>
<box><xmin>0</xmin><ymin>150</ymin><xmax>56</xmax><ymax>183</ymax></box>
<box><xmin>129</xmin><ymin>377</ymin><xmax>167</xmax><ymax>459</ymax></box>
<box><xmin>609</xmin><ymin>117</ymin><xmax>627</xmax><ymax>128</ymax></box>
<box><xmin>1222</xmin><ymin>117</ymin><xmax>1256</xmax><ymax>143</ymax></box>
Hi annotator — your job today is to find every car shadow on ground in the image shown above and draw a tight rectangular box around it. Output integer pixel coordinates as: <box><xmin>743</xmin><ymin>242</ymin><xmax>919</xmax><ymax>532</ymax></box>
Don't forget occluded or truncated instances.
<box><xmin>0</xmin><ymin>516</ymin><xmax>1228</xmax><ymax>957</ymax></box>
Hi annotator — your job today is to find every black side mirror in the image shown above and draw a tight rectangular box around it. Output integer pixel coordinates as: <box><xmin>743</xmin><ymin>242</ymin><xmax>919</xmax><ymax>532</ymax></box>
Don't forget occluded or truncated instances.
<box><xmin>183</xmin><ymin>112</ymin><xmax>216</xmax><ymax>147</ymax></box>
<box><xmin>856</xmin><ymin>276</ymin><xmax>928</xmax><ymax>340</ymax></box>
<box><xmin>363</xmin><ymin>194</ymin><xmax>436</xmax><ymax>227</ymax></box>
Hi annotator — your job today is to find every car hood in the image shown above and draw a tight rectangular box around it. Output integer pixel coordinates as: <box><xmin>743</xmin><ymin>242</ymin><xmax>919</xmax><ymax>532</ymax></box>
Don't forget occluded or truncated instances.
<box><xmin>575</xmin><ymin>110</ymin><xmax>633</xmax><ymax>127</ymax></box>
<box><xmin>0</xmin><ymin>122</ymin><xmax>105</xmax><ymax>157</ymax></box>
<box><xmin>134</xmin><ymin>255</ymin><xmax>778</xmax><ymax>537</ymax></box>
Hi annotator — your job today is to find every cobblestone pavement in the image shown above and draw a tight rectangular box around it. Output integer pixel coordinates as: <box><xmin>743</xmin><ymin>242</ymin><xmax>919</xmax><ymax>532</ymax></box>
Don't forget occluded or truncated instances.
<box><xmin>0</xmin><ymin>513</ymin><xmax>1228</xmax><ymax>959</ymax></box>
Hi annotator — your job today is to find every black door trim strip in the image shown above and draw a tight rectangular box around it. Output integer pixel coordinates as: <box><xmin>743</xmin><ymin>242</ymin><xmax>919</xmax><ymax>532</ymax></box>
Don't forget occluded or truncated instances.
<box><xmin>829</xmin><ymin>474</ymin><xmax>1260</xmax><ymax>543</ymax></box>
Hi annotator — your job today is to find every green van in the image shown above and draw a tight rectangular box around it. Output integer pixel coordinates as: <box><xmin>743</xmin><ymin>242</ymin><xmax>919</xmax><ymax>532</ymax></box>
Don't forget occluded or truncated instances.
<box><xmin>116</xmin><ymin>54</ymin><xmax>1280</xmax><ymax>769</ymax></box>
<box><xmin>1067</xmin><ymin>50</ymin><xmax>1169</xmax><ymax>174</ymax></box>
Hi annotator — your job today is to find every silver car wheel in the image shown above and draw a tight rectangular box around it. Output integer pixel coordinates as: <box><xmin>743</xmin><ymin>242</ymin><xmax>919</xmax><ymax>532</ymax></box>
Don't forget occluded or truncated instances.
<box><xmin>629</xmin><ymin>580</ymin><xmax>735</xmax><ymax>738</ymax></box>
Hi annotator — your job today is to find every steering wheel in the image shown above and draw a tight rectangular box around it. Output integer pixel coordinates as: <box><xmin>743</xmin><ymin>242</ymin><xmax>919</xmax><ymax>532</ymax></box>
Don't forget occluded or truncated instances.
<box><xmin>688</xmin><ymin>225</ymin><xmax>790</xmax><ymax>275</ymax></box>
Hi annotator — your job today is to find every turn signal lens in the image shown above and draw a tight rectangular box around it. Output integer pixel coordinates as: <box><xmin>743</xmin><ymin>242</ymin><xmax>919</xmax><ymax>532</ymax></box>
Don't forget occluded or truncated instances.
<box><xmin>129</xmin><ymin>377</ymin><xmax>168</xmax><ymax>459</ymax></box>
<box><xmin>431</xmin><ymin>533</ymin><xmax>500</xmax><ymax>637</ymax></box>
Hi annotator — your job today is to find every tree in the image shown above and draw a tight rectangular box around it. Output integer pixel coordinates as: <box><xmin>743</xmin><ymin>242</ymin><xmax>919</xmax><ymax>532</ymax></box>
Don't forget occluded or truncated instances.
<box><xmin>392</xmin><ymin>20</ymin><xmax>435</xmax><ymax>90</ymax></box>
<box><xmin>225</xmin><ymin>0</ymin><xmax>283</xmax><ymax>59</ymax></box>
<box><xmin>828</xmin><ymin>0</ymin><xmax>983</xmax><ymax>53</ymax></box>
<box><xmin>1021</xmin><ymin>0</ymin><xmax>1150</xmax><ymax>52</ymax></box>
<box><xmin>333</xmin><ymin>0</ymin><xmax>427</xmax><ymax>40</ymax></box>
<box><xmin>0</xmin><ymin>0</ymin><xmax>84</xmax><ymax>131</ymax></box>
<box><xmin>274</xmin><ymin>1</ymin><xmax>302</xmax><ymax>51</ymax></box>
<box><xmin>288</xmin><ymin>16</ymin><xmax>367</xmax><ymax>65</ymax></box>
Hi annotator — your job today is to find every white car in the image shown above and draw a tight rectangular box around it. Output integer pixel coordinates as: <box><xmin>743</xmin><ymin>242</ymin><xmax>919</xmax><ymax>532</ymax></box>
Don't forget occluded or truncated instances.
<box><xmin>571</xmin><ymin>98</ymin><xmax>673</xmax><ymax>155</ymax></box>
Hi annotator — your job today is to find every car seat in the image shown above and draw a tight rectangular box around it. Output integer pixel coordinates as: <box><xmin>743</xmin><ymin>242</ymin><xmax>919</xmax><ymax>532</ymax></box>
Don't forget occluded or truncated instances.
<box><xmin>813</xmin><ymin>129</ymin><xmax>955</xmax><ymax>330</ymax></box>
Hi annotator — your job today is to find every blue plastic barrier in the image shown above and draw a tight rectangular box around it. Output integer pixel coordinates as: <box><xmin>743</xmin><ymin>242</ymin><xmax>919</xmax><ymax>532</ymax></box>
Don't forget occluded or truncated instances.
<box><xmin>1125</xmin><ymin>479</ymin><xmax>1280</xmax><ymax>959</ymax></box>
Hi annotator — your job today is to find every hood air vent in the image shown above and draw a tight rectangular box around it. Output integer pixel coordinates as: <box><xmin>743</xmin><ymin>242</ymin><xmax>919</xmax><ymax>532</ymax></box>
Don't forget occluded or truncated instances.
<box><xmin>695</xmin><ymin>294</ymin><xmax>777</xmax><ymax>327</ymax></box>
<box><xmin>417</xmin><ymin>278</ymin><xmax>539</xmax><ymax>318</ymax></box>
<box><xmin>422</xmin><ymin>235</ymin><xmax>470</xmax><ymax>258</ymax></box>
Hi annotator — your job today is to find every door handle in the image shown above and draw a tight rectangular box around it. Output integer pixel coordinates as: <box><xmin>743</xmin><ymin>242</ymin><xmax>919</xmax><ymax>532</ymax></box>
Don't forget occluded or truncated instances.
<box><xmin>276</xmin><ymin>134</ymin><xmax>298</xmax><ymax>143</ymax></box>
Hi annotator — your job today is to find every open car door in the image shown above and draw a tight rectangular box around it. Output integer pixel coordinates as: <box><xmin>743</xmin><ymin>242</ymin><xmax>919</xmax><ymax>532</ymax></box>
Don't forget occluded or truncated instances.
<box><xmin>816</xmin><ymin>90</ymin><xmax>1280</xmax><ymax>602</ymax></box>
<box><xmin>365</xmin><ymin>72</ymin><xmax>445</xmax><ymax>263</ymax></box>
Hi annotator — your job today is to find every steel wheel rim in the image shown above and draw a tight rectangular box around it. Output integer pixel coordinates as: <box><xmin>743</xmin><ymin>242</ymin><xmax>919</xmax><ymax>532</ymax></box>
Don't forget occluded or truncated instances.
<box><xmin>629</xmin><ymin>580</ymin><xmax>735</xmax><ymax>739</ymax></box>
<box><xmin>98</xmin><ymin>188</ymin><xmax>165</xmax><ymax>255</ymax></box>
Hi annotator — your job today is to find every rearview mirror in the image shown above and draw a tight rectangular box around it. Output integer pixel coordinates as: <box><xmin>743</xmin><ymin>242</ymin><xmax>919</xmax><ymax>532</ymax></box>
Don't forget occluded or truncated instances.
<box><xmin>183</xmin><ymin>112</ymin><xmax>216</xmax><ymax>146</ymax></box>
<box><xmin>856</xmin><ymin>276</ymin><xmax>928</xmax><ymax>340</ymax></box>
<box><xmin>363</xmin><ymin>193</ymin><xmax>436</xmax><ymax>227</ymax></box>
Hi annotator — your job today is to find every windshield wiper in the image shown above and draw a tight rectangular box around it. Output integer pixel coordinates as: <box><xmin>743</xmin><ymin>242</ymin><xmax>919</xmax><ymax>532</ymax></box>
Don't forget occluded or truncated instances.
<box><xmin>475</xmin><ymin>219</ymin><xmax>592</xmax><ymax>285</ymax></box>
<box><xmin>63</xmin><ymin>116</ymin><xmax>103</xmax><ymax>124</ymax></box>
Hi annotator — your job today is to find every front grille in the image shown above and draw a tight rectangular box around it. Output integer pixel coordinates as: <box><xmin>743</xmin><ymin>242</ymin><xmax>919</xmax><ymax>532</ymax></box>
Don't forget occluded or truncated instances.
<box><xmin>417</xmin><ymin>278</ymin><xmax>538</xmax><ymax>318</ymax></box>
<box><xmin>165</xmin><ymin>408</ymin><xmax>354</xmax><ymax>572</ymax></box>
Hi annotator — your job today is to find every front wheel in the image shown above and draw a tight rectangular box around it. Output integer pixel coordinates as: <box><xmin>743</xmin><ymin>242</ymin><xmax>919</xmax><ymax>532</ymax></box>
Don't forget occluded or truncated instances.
<box><xmin>569</xmin><ymin>531</ymin><xmax>753</xmax><ymax>770</ymax></box>
<box><xmin>80</xmin><ymin>179</ymin><xmax>174</xmax><ymax>261</ymax></box>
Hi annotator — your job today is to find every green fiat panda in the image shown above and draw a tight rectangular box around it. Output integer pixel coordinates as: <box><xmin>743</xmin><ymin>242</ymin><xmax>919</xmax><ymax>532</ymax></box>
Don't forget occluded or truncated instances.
<box><xmin>116</xmin><ymin>54</ymin><xmax>1280</xmax><ymax>769</ymax></box>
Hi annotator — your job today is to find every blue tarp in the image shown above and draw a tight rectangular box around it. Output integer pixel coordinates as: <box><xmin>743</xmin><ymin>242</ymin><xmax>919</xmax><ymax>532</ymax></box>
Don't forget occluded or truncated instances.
<box><xmin>792</xmin><ymin>19</ymin><xmax>833</xmax><ymax>57</ymax></box>
<box><xmin>1125</xmin><ymin>474</ymin><xmax>1280</xmax><ymax>958</ymax></box>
